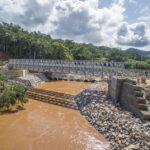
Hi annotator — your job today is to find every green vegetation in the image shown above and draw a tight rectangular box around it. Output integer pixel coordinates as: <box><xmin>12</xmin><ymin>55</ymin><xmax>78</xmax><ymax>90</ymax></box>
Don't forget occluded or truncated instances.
<box><xmin>124</xmin><ymin>60</ymin><xmax>150</xmax><ymax>70</ymax></box>
<box><xmin>0</xmin><ymin>71</ymin><xmax>28</xmax><ymax>110</ymax></box>
<box><xmin>0</xmin><ymin>22</ymin><xmax>150</xmax><ymax>70</ymax></box>
<box><xmin>0</xmin><ymin>61</ymin><xmax>8</xmax><ymax>67</ymax></box>
<box><xmin>51</xmin><ymin>42</ymin><xmax>73</xmax><ymax>60</ymax></box>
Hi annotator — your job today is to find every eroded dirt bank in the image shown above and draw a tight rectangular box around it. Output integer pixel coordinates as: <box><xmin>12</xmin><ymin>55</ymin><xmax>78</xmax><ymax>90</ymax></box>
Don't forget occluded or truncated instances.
<box><xmin>0</xmin><ymin>81</ymin><xmax>110</xmax><ymax>150</ymax></box>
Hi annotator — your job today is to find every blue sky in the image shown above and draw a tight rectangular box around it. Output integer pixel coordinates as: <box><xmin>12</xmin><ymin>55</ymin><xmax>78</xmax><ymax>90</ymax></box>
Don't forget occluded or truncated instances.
<box><xmin>0</xmin><ymin>0</ymin><xmax>150</xmax><ymax>51</ymax></box>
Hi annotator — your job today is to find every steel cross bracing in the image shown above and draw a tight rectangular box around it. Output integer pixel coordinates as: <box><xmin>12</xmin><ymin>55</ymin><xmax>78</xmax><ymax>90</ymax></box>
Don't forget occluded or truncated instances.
<box><xmin>8</xmin><ymin>59</ymin><xmax>145</xmax><ymax>76</ymax></box>
<box><xmin>9</xmin><ymin>59</ymin><xmax>124</xmax><ymax>75</ymax></box>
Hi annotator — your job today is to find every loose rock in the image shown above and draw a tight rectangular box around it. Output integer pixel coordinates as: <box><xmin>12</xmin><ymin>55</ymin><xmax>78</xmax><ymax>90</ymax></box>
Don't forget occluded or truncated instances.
<box><xmin>8</xmin><ymin>73</ymin><xmax>48</xmax><ymax>88</ymax></box>
<box><xmin>75</xmin><ymin>81</ymin><xmax>150</xmax><ymax>150</ymax></box>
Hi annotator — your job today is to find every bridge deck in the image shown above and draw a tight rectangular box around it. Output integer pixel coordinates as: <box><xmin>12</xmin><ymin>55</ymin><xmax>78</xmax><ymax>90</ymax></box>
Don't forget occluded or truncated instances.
<box><xmin>9</xmin><ymin>59</ymin><xmax>145</xmax><ymax>76</ymax></box>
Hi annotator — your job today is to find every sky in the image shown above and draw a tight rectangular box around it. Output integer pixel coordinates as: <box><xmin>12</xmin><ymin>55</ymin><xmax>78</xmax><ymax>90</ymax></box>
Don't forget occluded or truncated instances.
<box><xmin>0</xmin><ymin>0</ymin><xmax>150</xmax><ymax>51</ymax></box>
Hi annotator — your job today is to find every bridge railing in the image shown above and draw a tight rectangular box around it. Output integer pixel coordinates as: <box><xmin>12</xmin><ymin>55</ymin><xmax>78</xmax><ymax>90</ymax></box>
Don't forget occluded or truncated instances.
<box><xmin>9</xmin><ymin>59</ymin><xmax>148</xmax><ymax>77</ymax></box>
<box><xmin>9</xmin><ymin>59</ymin><xmax>124</xmax><ymax>68</ymax></box>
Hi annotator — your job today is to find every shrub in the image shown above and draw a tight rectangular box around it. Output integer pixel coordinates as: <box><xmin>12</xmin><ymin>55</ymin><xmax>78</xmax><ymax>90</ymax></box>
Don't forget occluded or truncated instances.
<box><xmin>124</xmin><ymin>60</ymin><xmax>150</xmax><ymax>70</ymax></box>
<box><xmin>0</xmin><ymin>82</ymin><xmax>28</xmax><ymax>110</ymax></box>
<box><xmin>0</xmin><ymin>71</ymin><xmax>7</xmax><ymax>81</ymax></box>
<box><xmin>10</xmin><ymin>84</ymin><xmax>28</xmax><ymax>106</ymax></box>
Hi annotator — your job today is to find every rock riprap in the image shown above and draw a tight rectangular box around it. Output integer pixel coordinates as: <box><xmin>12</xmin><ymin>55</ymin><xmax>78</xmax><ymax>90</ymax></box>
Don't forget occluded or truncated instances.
<box><xmin>9</xmin><ymin>73</ymin><xmax>48</xmax><ymax>88</ymax></box>
<box><xmin>75</xmin><ymin>81</ymin><xmax>150</xmax><ymax>150</ymax></box>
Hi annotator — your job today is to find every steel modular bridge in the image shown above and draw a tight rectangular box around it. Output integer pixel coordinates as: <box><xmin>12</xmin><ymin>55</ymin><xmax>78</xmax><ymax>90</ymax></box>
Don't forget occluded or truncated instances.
<box><xmin>8</xmin><ymin>59</ymin><xmax>145</xmax><ymax>77</ymax></box>
<box><xmin>8</xmin><ymin>59</ymin><xmax>125</xmax><ymax>75</ymax></box>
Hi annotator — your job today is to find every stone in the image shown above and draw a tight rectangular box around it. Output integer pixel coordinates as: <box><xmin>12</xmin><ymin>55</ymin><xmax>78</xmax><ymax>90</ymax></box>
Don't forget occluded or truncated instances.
<box><xmin>136</xmin><ymin>97</ymin><xmax>146</xmax><ymax>104</ymax></box>
<box><xmin>136</xmin><ymin>104</ymin><xmax>148</xmax><ymax>110</ymax></box>
<box><xmin>118</xmin><ymin>134</ymin><xmax>123</xmax><ymax>138</ymax></box>
<box><xmin>8</xmin><ymin>73</ymin><xmax>49</xmax><ymax>88</ymax></box>
<box><xmin>145</xmin><ymin>86</ymin><xmax>150</xmax><ymax>102</ymax></box>
<box><xmin>124</xmin><ymin>144</ymin><xmax>140</xmax><ymax>150</ymax></box>
<box><xmin>134</xmin><ymin>91</ymin><xmax>144</xmax><ymax>97</ymax></box>
<box><xmin>125</xmin><ymin>79</ymin><xmax>136</xmax><ymax>85</ymax></box>
<box><xmin>141</xmin><ymin>111</ymin><xmax>150</xmax><ymax>120</ymax></box>
<box><xmin>76</xmin><ymin>81</ymin><xmax>150</xmax><ymax>150</ymax></box>
<box><xmin>109</xmin><ymin>77</ymin><xmax>126</xmax><ymax>103</ymax></box>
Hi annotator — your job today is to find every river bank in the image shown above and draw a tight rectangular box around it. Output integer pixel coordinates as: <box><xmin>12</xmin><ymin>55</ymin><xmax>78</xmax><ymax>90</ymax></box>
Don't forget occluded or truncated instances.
<box><xmin>8</xmin><ymin>73</ymin><xmax>49</xmax><ymax>88</ymax></box>
<box><xmin>75</xmin><ymin>81</ymin><xmax>150</xmax><ymax>150</ymax></box>
<box><xmin>5</xmin><ymin>72</ymin><xmax>150</xmax><ymax>149</ymax></box>
<box><xmin>0</xmin><ymin>80</ymin><xmax>110</xmax><ymax>150</ymax></box>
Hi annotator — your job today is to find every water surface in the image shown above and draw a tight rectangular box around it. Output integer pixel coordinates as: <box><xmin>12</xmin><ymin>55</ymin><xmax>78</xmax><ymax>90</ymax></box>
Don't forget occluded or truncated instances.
<box><xmin>0</xmin><ymin>81</ymin><xmax>110</xmax><ymax>150</ymax></box>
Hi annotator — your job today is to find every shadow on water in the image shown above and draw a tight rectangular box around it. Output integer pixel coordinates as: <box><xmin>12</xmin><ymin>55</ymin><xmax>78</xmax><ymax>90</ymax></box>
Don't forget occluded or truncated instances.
<box><xmin>26</xmin><ymin>88</ymin><xmax>78</xmax><ymax>110</ymax></box>
<box><xmin>29</xmin><ymin>88</ymin><xmax>74</xmax><ymax>99</ymax></box>
<box><xmin>0</xmin><ymin>106</ymin><xmax>25</xmax><ymax>115</ymax></box>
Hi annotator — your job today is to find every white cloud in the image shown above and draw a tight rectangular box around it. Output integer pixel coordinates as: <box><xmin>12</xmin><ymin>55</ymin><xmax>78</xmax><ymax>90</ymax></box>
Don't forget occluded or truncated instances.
<box><xmin>138</xmin><ymin>16</ymin><xmax>150</xmax><ymax>23</ymax></box>
<box><xmin>37</xmin><ymin>0</ymin><xmax>50</xmax><ymax>5</ymax></box>
<box><xmin>0</xmin><ymin>0</ymin><xmax>55</xmax><ymax>30</ymax></box>
<box><xmin>46</xmin><ymin>0</ymin><xmax>125</xmax><ymax>45</ymax></box>
<box><xmin>116</xmin><ymin>22</ymin><xmax>150</xmax><ymax>47</ymax></box>
<box><xmin>0</xmin><ymin>0</ymin><xmax>150</xmax><ymax>50</ymax></box>
<box><xmin>114</xmin><ymin>0</ymin><xmax>136</xmax><ymax>5</ymax></box>
<box><xmin>128</xmin><ymin>0</ymin><xmax>136</xmax><ymax>4</ymax></box>
<box><xmin>140</xmin><ymin>6</ymin><xmax>149</xmax><ymax>14</ymax></box>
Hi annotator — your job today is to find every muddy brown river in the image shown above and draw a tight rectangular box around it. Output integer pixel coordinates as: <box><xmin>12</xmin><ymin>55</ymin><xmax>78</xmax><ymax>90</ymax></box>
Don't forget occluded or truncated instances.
<box><xmin>0</xmin><ymin>81</ymin><xmax>110</xmax><ymax>150</ymax></box>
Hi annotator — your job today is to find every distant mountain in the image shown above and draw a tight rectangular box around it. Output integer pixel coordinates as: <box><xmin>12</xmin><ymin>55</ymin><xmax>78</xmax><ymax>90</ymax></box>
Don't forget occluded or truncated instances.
<box><xmin>127</xmin><ymin>48</ymin><xmax>150</xmax><ymax>56</ymax></box>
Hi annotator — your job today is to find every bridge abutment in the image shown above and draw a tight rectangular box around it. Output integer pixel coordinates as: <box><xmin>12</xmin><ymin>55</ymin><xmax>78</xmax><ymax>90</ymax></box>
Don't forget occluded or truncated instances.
<box><xmin>4</xmin><ymin>68</ymin><xmax>28</xmax><ymax>78</ymax></box>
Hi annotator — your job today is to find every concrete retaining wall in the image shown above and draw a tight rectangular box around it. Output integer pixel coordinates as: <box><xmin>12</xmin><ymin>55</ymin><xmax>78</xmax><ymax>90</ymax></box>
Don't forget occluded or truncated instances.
<box><xmin>145</xmin><ymin>86</ymin><xmax>150</xmax><ymax>102</ymax></box>
<box><xmin>109</xmin><ymin>77</ymin><xmax>150</xmax><ymax>120</ymax></box>
<box><xmin>4</xmin><ymin>69</ymin><xmax>28</xmax><ymax>78</ymax></box>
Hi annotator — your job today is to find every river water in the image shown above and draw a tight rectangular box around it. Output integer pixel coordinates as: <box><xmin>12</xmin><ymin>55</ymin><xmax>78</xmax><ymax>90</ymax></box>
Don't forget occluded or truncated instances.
<box><xmin>0</xmin><ymin>81</ymin><xmax>110</xmax><ymax>150</ymax></box>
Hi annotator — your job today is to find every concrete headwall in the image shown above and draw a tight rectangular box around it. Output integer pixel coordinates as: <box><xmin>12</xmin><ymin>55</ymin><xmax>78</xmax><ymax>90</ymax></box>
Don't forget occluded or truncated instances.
<box><xmin>145</xmin><ymin>86</ymin><xmax>150</xmax><ymax>102</ymax></box>
<box><xmin>4</xmin><ymin>69</ymin><xmax>28</xmax><ymax>78</ymax></box>
<box><xmin>120</xmin><ymin>81</ymin><xmax>149</xmax><ymax>120</ymax></box>
<box><xmin>109</xmin><ymin>77</ymin><xmax>125</xmax><ymax>103</ymax></box>
<box><xmin>109</xmin><ymin>77</ymin><xmax>150</xmax><ymax>120</ymax></box>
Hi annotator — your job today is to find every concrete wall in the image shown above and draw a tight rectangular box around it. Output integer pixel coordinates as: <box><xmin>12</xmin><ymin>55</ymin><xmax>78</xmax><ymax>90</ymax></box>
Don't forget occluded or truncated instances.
<box><xmin>145</xmin><ymin>86</ymin><xmax>150</xmax><ymax>102</ymax></box>
<box><xmin>4</xmin><ymin>69</ymin><xmax>28</xmax><ymax>78</ymax></box>
<box><xmin>109</xmin><ymin>77</ymin><xmax>150</xmax><ymax>120</ymax></box>
<box><xmin>120</xmin><ymin>81</ymin><xmax>149</xmax><ymax>120</ymax></box>
<box><xmin>109</xmin><ymin>77</ymin><xmax>125</xmax><ymax>103</ymax></box>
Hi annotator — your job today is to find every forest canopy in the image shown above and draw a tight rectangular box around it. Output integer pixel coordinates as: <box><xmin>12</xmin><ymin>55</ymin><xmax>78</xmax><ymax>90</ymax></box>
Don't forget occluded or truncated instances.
<box><xmin>0</xmin><ymin>22</ymin><xmax>150</xmax><ymax>69</ymax></box>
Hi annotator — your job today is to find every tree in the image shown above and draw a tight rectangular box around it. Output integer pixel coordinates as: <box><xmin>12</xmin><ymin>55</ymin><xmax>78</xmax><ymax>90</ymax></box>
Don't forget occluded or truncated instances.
<box><xmin>0</xmin><ymin>22</ymin><xmax>150</xmax><ymax>69</ymax></box>
<box><xmin>51</xmin><ymin>42</ymin><xmax>73</xmax><ymax>60</ymax></box>
<box><xmin>0</xmin><ymin>71</ymin><xmax>7</xmax><ymax>81</ymax></box>
<box><xmin>0</xmin><ymin>71</ymin><xmax>28</xmax><ymax>110</ymax></box>
<box><xmin>72</xmin><ymin>46</ymin><xmax>92</xmax><ymax>60</ymax></box>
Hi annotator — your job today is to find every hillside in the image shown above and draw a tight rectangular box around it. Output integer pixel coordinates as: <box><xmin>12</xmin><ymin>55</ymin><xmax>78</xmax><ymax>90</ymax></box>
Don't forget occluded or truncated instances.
<box><xmin>127</xmin><ymin>48</ymin><xmax>150</xmax><ymax>56</ymax></box>
<box><xmin>0</xmin><ymin>51</ymin><xmax>9</xmax><ymax>61</ymax></box>
<box><xmin>0</xmin><ymin>22</ymin><xmax>150</xmax><ymax>70</ymax></box>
